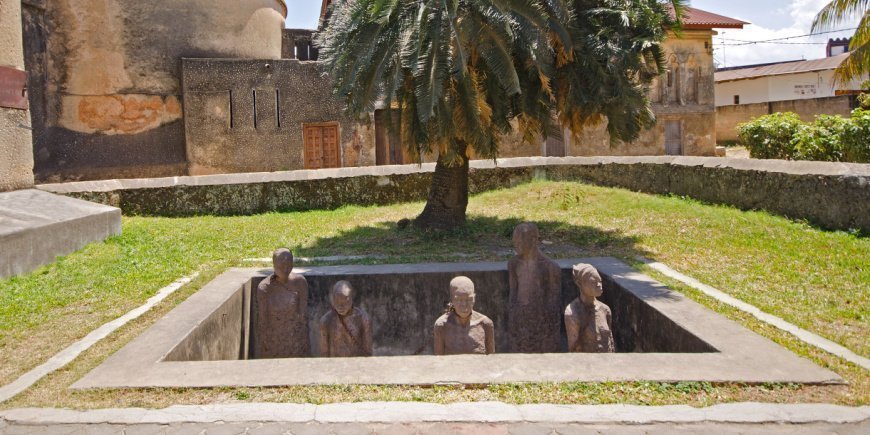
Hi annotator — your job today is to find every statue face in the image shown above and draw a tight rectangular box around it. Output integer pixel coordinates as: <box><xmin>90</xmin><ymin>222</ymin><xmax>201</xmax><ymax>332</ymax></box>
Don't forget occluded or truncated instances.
<box><xmin>273</xmin><ymin>254</ymin><xmax>293</xmax><ymax>277</ymax></box>
<box><xmin>578</xmin><ymin>273</ymin><xmax>603</xmax><ymax>299</ymax></box>
<box><xmin>512</xmin><ymin>225</ymin><xmax>538</xmax><ymax>256</ymax></box>
<box><xmin>331</xmin><ymin>285</ymin><xmax>353</xmax><ymax>316</ymax></box>
<box><xmin>451</xmin><ymin>287</ymin><xmax>475</xmax><ymax>318</ymax></box>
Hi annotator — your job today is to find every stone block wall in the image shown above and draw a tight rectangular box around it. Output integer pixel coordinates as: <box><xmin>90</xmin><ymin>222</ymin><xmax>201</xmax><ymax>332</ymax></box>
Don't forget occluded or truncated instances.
<box><xmin>182</xmin><ymin>58</ymin><xmax>375</xmax><ymax>175</ymax></box>
<box><xmin>40</xmin><ymin>157</ymin><xmax>870</xmax><ymax>232</ymax></box>
<box><xmin>21</xmin><ymin>0</ymin><xmax>287</xmax><ymax>182</ymax></box>
<box><xmin>716</xmin><ymin>95</ymin><xmax>857</xmax><ymax>142</ymax></box>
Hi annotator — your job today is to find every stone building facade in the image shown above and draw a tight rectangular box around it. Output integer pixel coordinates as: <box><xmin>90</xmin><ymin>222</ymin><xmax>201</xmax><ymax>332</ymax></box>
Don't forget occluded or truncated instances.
<box><xmin>21</xmin><ymin>0</ymin><xmax>288</xmax><ymax>182</ymax></box>
<box><xmin>21</xmin><ymin>2</ymin><xmax>743</xmax><ymax>182</ymax></box>
<box><xmin>1</xmin><ymin>0</ymin><xmax>34</xmax><ymax>191</ymax></box>
<box><xmin>495</xmin><ymin>11</ymin><xmax>746</xmax><ymax>158</ymax></box>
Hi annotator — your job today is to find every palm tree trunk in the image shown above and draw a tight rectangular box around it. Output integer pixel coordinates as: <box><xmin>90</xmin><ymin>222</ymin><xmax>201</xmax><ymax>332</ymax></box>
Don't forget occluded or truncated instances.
<box><xmin>413</xmin><ymin>143</ymin><xmax>469</xmax><ymax>231</ymax></box>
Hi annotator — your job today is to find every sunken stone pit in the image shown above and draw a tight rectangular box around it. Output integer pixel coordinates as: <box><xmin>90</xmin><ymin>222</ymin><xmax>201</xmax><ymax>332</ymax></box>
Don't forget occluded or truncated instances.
<box><xmin>73</xmin><ymin>258</ymin><xmax>842</xmax><ymax>388</ymax></box>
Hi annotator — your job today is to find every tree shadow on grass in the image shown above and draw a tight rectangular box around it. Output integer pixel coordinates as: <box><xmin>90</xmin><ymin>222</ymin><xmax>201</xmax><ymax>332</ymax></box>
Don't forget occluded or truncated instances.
<box><xmin>301</xmin><ymin>214</ymin><xmax>654</xmax><ymax>265</ymax></box>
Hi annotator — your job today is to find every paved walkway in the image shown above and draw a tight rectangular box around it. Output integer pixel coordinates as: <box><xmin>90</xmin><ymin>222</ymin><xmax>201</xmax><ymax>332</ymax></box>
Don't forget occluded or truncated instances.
<box><xmin>1</xmin><ymin>402</ymin><xmax>867</xmax><ymax>434</ymax></box>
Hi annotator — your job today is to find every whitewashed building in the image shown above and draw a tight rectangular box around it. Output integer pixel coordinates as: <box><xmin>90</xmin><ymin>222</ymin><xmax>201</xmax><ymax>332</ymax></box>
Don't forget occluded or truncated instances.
<box><xmin>714</xmin><ymin>53</ymin><xmax>866</xmax><ymax>141</ymax></box>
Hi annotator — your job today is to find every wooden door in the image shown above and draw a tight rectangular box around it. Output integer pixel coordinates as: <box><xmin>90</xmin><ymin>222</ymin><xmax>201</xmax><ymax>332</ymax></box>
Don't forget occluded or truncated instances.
<box><xmin>544</xmin><ymin>122</ymin><xmax>566</xmax><ymax>157</ymax></box>
<box><xmin>303</xmin><ymin>122</ymin><xmax>340</xmax><ymax>169</ymax></box>
<box><xmin>665</xmin><ymin>121</ymin><xmax>682</xmax><ymax>156</ymax></box>
<box><xmin>375</xmin><ymin>109</ymin><xmax>403</xmax><ymax>165</ymax></box>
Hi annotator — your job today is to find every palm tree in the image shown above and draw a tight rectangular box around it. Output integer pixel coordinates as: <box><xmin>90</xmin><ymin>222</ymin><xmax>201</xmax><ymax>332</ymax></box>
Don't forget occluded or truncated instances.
<box><xmin>318</xmin><ymin>0</ymin><xmax>683</xmax><ymax>230</ymax></box>
<box><xmin>812</xmin><ymin>0</ymin><xmax>869</xmax><ymax>86</ymax></box>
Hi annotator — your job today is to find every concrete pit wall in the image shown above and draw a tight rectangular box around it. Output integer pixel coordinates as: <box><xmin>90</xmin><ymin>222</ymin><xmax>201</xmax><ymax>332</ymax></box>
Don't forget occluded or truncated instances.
<box><xmin>22</xmin><ymin>0</ymin><xmax>287</xmax><ymax>182</ymax></box>
<box><xmin>40</xmin><ymin>156</ymin><xmax>870</xmax><ymax>233</ymax></box>
<box><xmin>182</xmin><ymin>58</ymin><xmax>375</xmax><ymax>175</ymax></box>
<box><xmin>166</xmin><ymin>263</ymin><xmax>714</xmax><ymax>361</ymax></box>
<box><xmin>1</xmin><ymin>0</ymin><xmax>34</xmax><ymax>191</ymax></box>
<box><xmin>716</xmin><ymin>95</ymin><xmax>857</xmax><ymax>142</ymax></box>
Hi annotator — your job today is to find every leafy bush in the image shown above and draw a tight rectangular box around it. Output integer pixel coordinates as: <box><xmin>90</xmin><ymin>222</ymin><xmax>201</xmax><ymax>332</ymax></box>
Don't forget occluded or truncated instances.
<box><xmin>737</xmin><ymin>112</ymin><xmax>803</xmax><ymax>159</ymax></box>
<box><xmin>841</xmin><ymin>108</ymin><xmax>870</xmax><ymax>163</ymax></box>
<box><xmin>737</xmin><ymin>110</ymin><xmax>868</xmax><ymax>163</ymax></box>
<box><xmin>792</xmin><ymin>115</ymin><xmax>848</xmax><ymax>162</ymax></box>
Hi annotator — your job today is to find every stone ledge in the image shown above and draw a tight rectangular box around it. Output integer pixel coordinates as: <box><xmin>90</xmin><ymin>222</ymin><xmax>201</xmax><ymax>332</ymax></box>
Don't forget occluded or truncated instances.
<box><xmin>37</xmin><ymin>157</ymin><xmax>870</xmax><ymax>193</ymax></box>
<box><xmin>0</xmin><ymin>189</ymin><xmax>121</xmax><ymax>279</ymax></box>
<box><xmin>1</xmin><ymin>403</ymin><xmax>867</xmax><ymax>425</ymax></box>
<box><xmin>36</xmin><ymin>157</ymin><xmax>870</xmax><ymax>232</ymax></box>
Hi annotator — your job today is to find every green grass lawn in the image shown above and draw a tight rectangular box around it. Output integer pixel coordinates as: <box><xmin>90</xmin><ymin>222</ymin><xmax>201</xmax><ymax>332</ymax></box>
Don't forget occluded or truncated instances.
<box><xmin>0</xmin><ymin>180</ymin><xmax>867</xmax><ymax>407</ymax></box>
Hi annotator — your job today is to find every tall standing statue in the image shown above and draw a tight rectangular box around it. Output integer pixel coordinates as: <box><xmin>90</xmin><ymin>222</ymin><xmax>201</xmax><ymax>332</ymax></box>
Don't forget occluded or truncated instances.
<box><xmin>564</xmin><ymin>263</ymin><xmax>615</xmax><ymax>353</ymax></box>
<box><xmin>319</xmin><ymin>280</ymin><xmax>373</xmax><ymax>357</ymax></box>
<box><xmin>434</xmin><ymin>276</ymin><xmax>495</xmax><ymax>355</ymax></box>
<box><xmin>255</xmin><ymin>248</ymin><xmax>310</xmax><ymax>358</ymax></box>
<box><xmin>507</xmin><ymin>222</ymin><xmax>561</xmax><ymax>353</ymax></box>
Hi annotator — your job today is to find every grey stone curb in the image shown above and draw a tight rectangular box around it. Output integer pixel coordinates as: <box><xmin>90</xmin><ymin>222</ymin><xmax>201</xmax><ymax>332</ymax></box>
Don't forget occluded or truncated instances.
<box><xmin>637</xmin><ymin>257</ymin><xmax>870</xmax><ymax>370</ymax></box>
<box><xmin>1</xmin><ymin>403</ymin><xmax>867</xmax><ymax>425</ymax></box>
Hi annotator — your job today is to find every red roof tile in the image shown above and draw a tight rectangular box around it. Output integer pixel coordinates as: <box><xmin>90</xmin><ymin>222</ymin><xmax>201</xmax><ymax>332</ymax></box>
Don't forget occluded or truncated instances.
<box><xmin>669</xmin><ymin>6</ymin><xmax>749</xmax><ymax>29</ymax></box>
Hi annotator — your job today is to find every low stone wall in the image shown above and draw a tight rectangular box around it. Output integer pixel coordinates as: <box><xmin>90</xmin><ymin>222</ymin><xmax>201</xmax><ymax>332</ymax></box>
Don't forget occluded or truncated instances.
<box><xmin>38</xmin><ymin>157</ymin><xmax>870</xmax><ymax>232</ymax></box>
<box><xmin>716</xmin><ymin>95</ymin><xmax>856</xmax><ymax>142</ymax></box>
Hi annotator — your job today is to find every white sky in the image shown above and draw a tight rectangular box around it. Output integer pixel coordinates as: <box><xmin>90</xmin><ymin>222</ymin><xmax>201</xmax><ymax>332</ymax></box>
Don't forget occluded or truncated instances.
<box><xmin>284</xmin><ymin>0</ymin><xmax>862</xmax><ymax>68</ymax></box>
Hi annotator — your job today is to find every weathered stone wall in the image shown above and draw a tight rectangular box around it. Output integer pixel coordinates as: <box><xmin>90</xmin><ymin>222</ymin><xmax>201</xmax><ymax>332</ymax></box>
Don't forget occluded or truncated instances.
<box><xmin>497</xmin><ymin>30</ymin><xmax>717</xmax><ymax>158</ymax></box>
<box><xmin>182</xmin><ymin>58</ymin><xmax>375</xmax><ymax>175</ymax></box>
<box><xmin>22</xmin><ymin>0</ymin><xmax>287</xmax><ymax>182</ymax></box>
<box><xmin>0</xmin><ymin>0</ymin><xmax>34</xmax><ymax>191</ymax></box>
<box><xmin>40</xmin><ymin>157</ymin><xmax>870</xmax><ymax>232</ymax></box>
<box><xmin>716</xmin><ymin>95</ymin><xmax>857</xmax><ymax>142</ymax></box>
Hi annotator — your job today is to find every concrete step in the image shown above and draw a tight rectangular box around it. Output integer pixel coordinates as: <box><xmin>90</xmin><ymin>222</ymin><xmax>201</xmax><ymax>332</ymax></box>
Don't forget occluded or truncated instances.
<box><xmin>0</xmin><ymin>189</ymin><xmax>121</xmax><ymax>279</ymax></box>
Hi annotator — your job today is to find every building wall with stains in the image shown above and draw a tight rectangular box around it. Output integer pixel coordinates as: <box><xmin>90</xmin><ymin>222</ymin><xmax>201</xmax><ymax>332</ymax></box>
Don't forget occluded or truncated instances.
<box><xmin>22</xmin><ymin>0</ymin><xmax>287</xmax><ymax>182</ymax></box>
<box><xmin>1</xmin><ymin>0</ymin><xmax>34</xmax><ymax>191</ymax></box>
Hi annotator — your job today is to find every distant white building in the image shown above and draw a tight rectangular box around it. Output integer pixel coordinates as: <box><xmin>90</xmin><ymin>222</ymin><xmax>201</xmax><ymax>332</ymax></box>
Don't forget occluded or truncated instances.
<box><xmin>714</xmin><ymin>51</ymin><xmax>866</xmax><ymax>142</ymax></box>
<box><xmin>715</xmin><ymin>53</ymin><xmax>863</xmax><ymax>106</ymax></box>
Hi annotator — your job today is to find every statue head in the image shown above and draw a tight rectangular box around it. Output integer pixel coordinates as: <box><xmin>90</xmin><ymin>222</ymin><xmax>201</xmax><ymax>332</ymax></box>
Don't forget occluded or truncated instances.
<box><xmin>330</xmin><ymin>280</ymin><xmax>354</xmax><ymax>316</ymax></box>
<box><xmin>572</xmin><ymin>263</ymin><xmax>603</xmax><ymax>303</ymax></box>
<box><xmin>449</xmin><ymin>276</ymin><xmax>476</xmax><ymax>319</ymax></box>
<box><xmin>512</xmin><ymin>222</ymin><xmax>540</xmax><ymax>257</ymax></box>
<box><xmin>272</xmin><ymin>248</ymin><xmax>294</xmax><ymax>278</ymax></box>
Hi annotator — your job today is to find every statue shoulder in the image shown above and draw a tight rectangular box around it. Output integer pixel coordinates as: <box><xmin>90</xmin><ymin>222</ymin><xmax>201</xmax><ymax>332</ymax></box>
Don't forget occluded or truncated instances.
<box><xmin>473</xmin><ymin>311</ymin><xmax>494</xmax><ymax>327</ymax></box>
<box><xmin>596</xmin><ymin>300</ymin><xmax>612</xmax><ymax>315</ymax></box>
<box><xmin>288</xmin><ymin>273</ymin><xmax>308</xmax><ymax>286</ymax></box>
<box><xmin>257</xmin><ymin>275</ymin><xmax>275</xmax><ymax>292</ymax></box>
<box><xmin>564</xmin><ymin>298</ymin><xmax>581</xmax><ymax>317</ymax></box>
<box><xmin>319</xmin><ymin>310</ymin><xmax>335</xmax><ymax>325</ymax></box>
<box><xmin>434</xmin><ymin>313</ymin><xmax>450</xmax><ymax>328</ymax></box>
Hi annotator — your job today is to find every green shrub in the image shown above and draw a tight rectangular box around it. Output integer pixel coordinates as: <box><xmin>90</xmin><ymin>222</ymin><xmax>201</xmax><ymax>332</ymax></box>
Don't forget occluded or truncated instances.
<box><xmin>842</xmin><ymin>108</ymin><xmax>870</xmax><ymax>163</ymax></box>
<box><xmin>737</xmin><ymin>112</ymin><xmax>803</xmax><ymax>159</ymax></box>
<box><xmin>792</xmin><ymin>115</ymin><xmax>848</xmax><ymax>162</ymax></box>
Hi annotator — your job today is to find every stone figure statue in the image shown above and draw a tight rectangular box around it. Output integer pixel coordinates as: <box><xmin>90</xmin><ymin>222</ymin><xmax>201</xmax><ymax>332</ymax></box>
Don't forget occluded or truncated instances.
<box><xmin>434</xmin><ymin>276</ymin><xmax>495</xmax><ymax>355</ymax></box>
<box><xmin>254</xmin><ymin>248</ymin><xmax>310</xmax><ymax>358</ymax></box>
<box><xmin>507</xmin><ymin>222</ymin><xmax>562</xmax><ymax>353</ymax></box>
<box><xmin>319</xmin><ymin>280</ymin><xmax>373</xmax><ymax>357</ymax></box>
<box><xmin>564</xmin><ymin>263</ymin><xmax>615</xmax><ymax>353</ymax></box>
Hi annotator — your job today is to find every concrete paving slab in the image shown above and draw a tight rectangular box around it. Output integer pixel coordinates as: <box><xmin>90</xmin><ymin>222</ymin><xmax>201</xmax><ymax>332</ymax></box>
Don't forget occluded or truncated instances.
<box><xmin>0</xmin><ymin>189</ymin><xmax>120</xmax><ymax>279</ymax></box>
<box><xmin>5</xmin><ymin>403</ymin><xmax>868</xmax><ymax>425</ymax></box>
